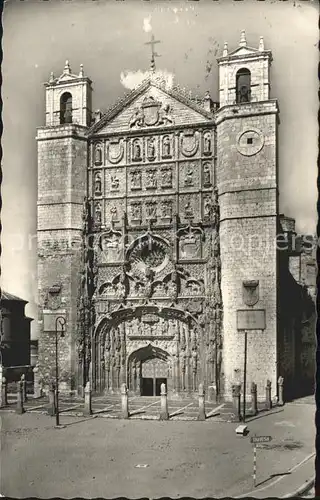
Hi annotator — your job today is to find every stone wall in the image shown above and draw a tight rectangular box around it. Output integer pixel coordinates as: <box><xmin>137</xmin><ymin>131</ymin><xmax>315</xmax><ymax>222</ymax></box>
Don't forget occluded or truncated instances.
<box><xmin>37</xmin><ymin>125</ymin><xmax>88</xmax><ymax>392</ymax></box>
<box><xmin>215</xmin><ymin>101</ymin><xmax>279</xmax><ymax>401</ymax></box>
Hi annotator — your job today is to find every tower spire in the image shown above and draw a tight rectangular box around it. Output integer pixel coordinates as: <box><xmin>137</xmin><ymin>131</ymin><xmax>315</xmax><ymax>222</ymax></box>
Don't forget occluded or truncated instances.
<box><xmin>239</xmin><ymin>30</ymin><xmax>247</xmax><ymax>48</ymax></box>
<box><xmin>144</xmin><ymin>34</ymin><xmax>161</xmax><ymax>73</ymax></box>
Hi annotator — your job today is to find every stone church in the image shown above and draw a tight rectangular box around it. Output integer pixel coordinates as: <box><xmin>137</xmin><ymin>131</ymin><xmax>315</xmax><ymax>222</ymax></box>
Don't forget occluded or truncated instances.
<box><xmin>37</xmin><ymin>31</ymin><xmax>316</xmax><ymax>402</ymax></box>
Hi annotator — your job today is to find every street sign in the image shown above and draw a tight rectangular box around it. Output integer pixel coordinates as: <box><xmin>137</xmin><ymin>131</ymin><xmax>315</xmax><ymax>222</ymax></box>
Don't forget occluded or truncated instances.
<box><xmin>237</xmin><ymin>309</ymin><xmax>266</xmax><ymax>330</ymax></box>
<box><xmin>250</xmin><ymin>435</ymin><xmax>272</xmax><ymax>444</ymax></box>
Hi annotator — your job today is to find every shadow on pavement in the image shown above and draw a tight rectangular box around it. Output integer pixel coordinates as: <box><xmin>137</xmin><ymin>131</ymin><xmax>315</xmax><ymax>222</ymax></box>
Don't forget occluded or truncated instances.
<box><xmin>255</xmin><ymin>471</ymin><xmax>292</xmax><ymax>488</ymax></box>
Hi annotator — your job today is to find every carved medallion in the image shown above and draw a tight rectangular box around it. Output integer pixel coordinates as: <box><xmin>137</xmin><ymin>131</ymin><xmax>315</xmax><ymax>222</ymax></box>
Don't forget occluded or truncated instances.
<box><xmin>236</xmin><ymin>128</ymin><xmax>264</xmax><ymax>156</ymax></box>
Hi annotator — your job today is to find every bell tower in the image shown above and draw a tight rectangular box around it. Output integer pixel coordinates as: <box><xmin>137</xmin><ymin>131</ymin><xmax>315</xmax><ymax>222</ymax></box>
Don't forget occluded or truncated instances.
<box><xmin>37</xmin><ymin>61</ymin><xmax>92</xmax><ymax>393</ymax></box>
<box><xmin>215</xmin><ymin>32</ymin><xmax>280</xmax><ymax>401</ymax></box>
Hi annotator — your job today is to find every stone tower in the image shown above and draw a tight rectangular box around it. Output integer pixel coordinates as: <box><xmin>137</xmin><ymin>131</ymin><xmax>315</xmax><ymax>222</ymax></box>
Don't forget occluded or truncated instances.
<box><xmin>215</xmin><ymin>31</ymin><xmax>279</xmax><ymax>400</ymax></box>
<box><xmin>37</xmin><ymin>61</ymin><xmax>92</xmax><ymax>392</ymax></box>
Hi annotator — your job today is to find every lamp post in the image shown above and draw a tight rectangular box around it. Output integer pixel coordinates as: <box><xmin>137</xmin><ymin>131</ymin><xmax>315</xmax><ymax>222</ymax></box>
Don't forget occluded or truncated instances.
<box><xmin>55</xmin><ymin>315</ymin><xmax>66</xmax><ymax>427</ymax></box>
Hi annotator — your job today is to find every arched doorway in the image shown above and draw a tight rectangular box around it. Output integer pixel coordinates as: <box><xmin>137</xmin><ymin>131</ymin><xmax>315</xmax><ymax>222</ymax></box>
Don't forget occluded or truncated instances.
<box><xmin>128</xmin><ymin>344</ymin><xmax>170</xmax><ymax>396</ymax></box>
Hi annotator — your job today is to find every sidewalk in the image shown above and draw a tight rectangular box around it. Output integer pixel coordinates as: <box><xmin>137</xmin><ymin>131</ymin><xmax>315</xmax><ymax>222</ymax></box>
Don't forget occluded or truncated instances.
<box><xmin>236</xmin><ymin>451</ymin><xmax>315</xmax><ymax>498</ymax></box>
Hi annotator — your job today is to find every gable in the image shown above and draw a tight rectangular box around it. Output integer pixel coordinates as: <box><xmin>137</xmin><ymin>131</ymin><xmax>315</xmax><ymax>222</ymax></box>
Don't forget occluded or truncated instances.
<box><xmin>91</xmin><ymin>83</ymin><xmax>213</xmax><ymax>136</ymax></box>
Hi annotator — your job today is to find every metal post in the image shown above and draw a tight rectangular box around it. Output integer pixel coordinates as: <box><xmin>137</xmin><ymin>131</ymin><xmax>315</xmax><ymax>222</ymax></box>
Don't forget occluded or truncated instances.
<box><xmin>253</xmin><ymin>444</ymin><xmax>257</xmax><ymax>487</ymax></box>
<box><xmin>55</xmin><ymin>316</ymin><xmax>66</xmax><ymax>427</ymax></box>
<box><xmin>243</xmin><ymin>329</ymin><xmax>248</xmax><ymax>423</ymax></box>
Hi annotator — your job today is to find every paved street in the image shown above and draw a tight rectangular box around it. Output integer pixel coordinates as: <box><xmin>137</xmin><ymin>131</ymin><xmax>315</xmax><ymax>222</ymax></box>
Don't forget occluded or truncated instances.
<box><xmin>1</xmin><ymin>401</ymin><xmax>315</xmax><ymax>498</ymax></box>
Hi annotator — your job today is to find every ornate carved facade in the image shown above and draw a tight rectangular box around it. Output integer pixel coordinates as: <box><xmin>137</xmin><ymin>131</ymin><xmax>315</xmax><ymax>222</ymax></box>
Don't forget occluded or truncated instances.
<box><xmin>37</xmin><ymin>33</ymin><xmax>315</xmax><ymax>402</ymax></box>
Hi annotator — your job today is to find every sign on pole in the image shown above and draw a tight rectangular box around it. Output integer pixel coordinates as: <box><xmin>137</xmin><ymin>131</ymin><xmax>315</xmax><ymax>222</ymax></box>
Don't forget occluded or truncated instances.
<box><xmin>250</xmin><ymin>435</ymin><xmax>272</xmax><ymax>444</ymax></box>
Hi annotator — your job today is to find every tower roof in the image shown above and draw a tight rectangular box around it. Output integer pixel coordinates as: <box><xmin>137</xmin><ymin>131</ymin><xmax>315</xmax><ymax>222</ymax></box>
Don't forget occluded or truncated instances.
<box><xmin>1</xmin><ymin>291</ymin><xmax>28</xmax><ymax>303</ymax></box>
<box><xmin>217</xmin><ymin>31</ymin><xmax>272</xmax><ymax>62</ymax></box>
<box><xmin>44</xmin><ymin>60</ymin><xmax>92</xmax><ymax>87</ymax></box>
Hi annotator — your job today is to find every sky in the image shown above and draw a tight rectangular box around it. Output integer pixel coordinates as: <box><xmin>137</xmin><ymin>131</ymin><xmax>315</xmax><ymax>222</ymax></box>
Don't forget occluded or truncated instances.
<box><xmin>1</xmin><ymin>0</ymin><xmax>318</xmax><ymax>338</ymax></box>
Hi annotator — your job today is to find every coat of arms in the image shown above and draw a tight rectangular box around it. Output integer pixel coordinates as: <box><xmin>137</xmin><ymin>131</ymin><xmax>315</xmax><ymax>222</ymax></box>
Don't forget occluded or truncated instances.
<box><xmin>242</xmin><ymin>280</ymin><xmax>259</xmax><ymax>307</ymax></box>
<box><xmin>107</xmin><ymin>139</ymin><xmax>124</xmax><ymax>164</ymax></box>
<box><xmin>129</xmin><ymin>96</ymin><xmax>174</xmax><ymax>128</ymax></box>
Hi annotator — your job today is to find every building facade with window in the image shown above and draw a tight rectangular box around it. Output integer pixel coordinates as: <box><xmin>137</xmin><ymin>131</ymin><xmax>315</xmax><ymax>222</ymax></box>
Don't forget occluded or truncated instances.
<box><xmin>36</xmin><ymin>32</ymin><xmax>315</xmax><ymax>400</ymax></box>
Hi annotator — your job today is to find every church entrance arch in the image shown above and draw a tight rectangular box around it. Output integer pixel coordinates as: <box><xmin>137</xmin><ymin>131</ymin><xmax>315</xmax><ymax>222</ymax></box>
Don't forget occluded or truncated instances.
<box><xmin>128</xmin><ymin>344</ymin><xmax>170</xmax><ymax>396</ymax></box>
<box><xmin>93</xmin><ymin>305</ymin><xmax>203</xmax><ymax>396</ymax></box>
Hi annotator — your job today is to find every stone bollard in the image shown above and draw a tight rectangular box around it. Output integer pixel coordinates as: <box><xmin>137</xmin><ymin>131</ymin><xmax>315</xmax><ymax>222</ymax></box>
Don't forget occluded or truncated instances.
<box><xmin>232</xmin><ymin>384</ymin><xmax>241</xmax><ymax>422</ymax></box>
<box><xmin>21</xmin><ymin>374</ymin><xmax>27</xmax><ymax>402</ymax></box>
<box><xmin>197</xmin><ymin>383</ymin><xmax>206</xmax><ymax>421</ymax></box>
<box><xmin>121</xmin><ymin>383</ymin><xmax>129</xmax><ymax>419</ymax></box>
<box><xmin>277</xmin><ymin>376</ymin><xmax>284</xmax><ymax>406</ymax></box>
<box><xmin>16</xmin><ymin>380</ymin><xmax>25</xmax><ymax>414</ymax></box>
<box><xmin>265</xmin><ymin>380</ymin><xmax>272</xmax><ymax>410</ymax></box>
<box><xmin>1</xmin><ymin>377</ymin><xmax>8</xmax><ymax>407</ymax></box>
<box><xmin>84</xmin><ymin>381</ymin><xmax>92</xmax><ymax>416</ymax></box>
<box><xmin>250</xmin><ymin>382</ymin><xmax>258</xmax><ymax>416</ymax></box>
<box><xmin>160</xmin><ymin>383</ymin><xmax>169</xmax><ymax>421</ymax></box>
<box><xmin>47</xmin><ymin>383</ymin><xmax>56</xmax><ymax>416</ymax></box>
<box><xmin>33</xmin><ymin>365</ymin><xmax>42</xmax><ymax>399</ymax></box>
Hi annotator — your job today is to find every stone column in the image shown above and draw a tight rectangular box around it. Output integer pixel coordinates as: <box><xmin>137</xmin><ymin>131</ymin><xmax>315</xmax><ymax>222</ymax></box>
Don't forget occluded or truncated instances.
<box><xmin>250</xmin><ymin>382</ymin><xmax>258</xmax><ymax>416</ymax></box>
<box><xmin>121</xmin><ymin>383</ymin><xmax>129</xmax><ymax>419</ymax></box>
<box><xmin>197</xmin><ymin>383</ymin><xmax>206</xmax><ymax>421</ymax></box>
<box><xmin>47</xmin><ymin>383</ymin><xmax>56</xmax><ymax>416</ymax></box>
<box><xmin>160</xmin><ymin>383</ymin><xmax>169</xmax><ymax>420</ymax></box>
<box><xmin>277</xmin><ymin>376</ymin><xmax>284</xmax><ymax>406</ymax></box>
<box><xmin>33</xmin><ymin>365</ymin><xmax>42</xmax><ymax>398</ymax></box>
<box><xmin>265</xmin><ymin>380</ymin><xmax>272</xmax><ymax>410</ymax></box>
<box><xmin>83</xmin><ymin>381</ymin><xmax>92</xmax><ymax>416</ymax></box>
<box><xmin>1</xmin><ymin>377</ymin><xmax>8</xmax><ymax>407</ymax></box>
<box><xmin>16</xmin><ymin>380</ymin><xmax>25</xmax><ymax>414</ymax></box>
<box><xmin>232</xmin><ymin>384</ymin><xmax>241</xmax><ymax>422</ymax></box>
<box><xmin>21</xmin><ymin>374</ymin><xmax>27</xmax><ymax>402</ymax></box>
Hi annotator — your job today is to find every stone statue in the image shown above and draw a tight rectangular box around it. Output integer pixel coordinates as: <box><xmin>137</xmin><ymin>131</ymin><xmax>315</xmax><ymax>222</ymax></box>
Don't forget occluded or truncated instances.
<box><xmin>131</xmin><ymin>171</ymin><xmax>142</xmax><ymax>189</ymax></box>
<box><xmin>131</xmin><ymin>203</ymin><xmax>141</xmax><ymax>220</ymax></box>
<box><xmin>94</xmin><ymin>172</ymin><xmax>102</xmax><ymax>194</ymax></box>
<box><xmin>204</xmin><ymin>133</ymin><xmax>211</xmax><ymax>154</ymax></box>
<box><xmin>203</xmin><ymin>164</ymin><xmax>211</xmax><ymax>186</ymax></box>
<box><xmin>146</xmin><ymin>169</ymin><xmax>157</xmax><ymax>188</ymax></box>
<box><xmin>129</xmin><ymin>107</ymin><xmax>144</xmax><ymax>128</ymax></box>
<box><xmin>115</xmin><ymin>281</ymin><xmax>126</xmax><ymax>299</ymax></box>
<box><xmin>184</xmin><ymin>166</ymin><xmax>193</xmax><ymax>186</ymax></box>
<box><xmin>146</xmin><ymin>203</ymin><xmax>157</xmax><ymax>219</ymax></box>
<box><xmin>111</xmin><ymin>175</ymin><xmax>119</xmax><ymax>190</ymax></box>
<box><xmin>147</xmin><ymin>137</ymin><xmax>156</xmax><ymax>159</ymax></box>
<box><xmin>158</xmin><ymin>104</ymin><xmax>174</xmax><ymax>125</ymax></box>
<box><xmin>94</xmin><ymin>144</ymin><xmax>102</xmax><ymax>165</ymax></box>
<box><xmin>161</xmin><ymin>168</ymin><xmax>172</xmax><ymax>187</ymax></box>
<box><xmin>132</xmin><ymin>140</ymin><xmax>142</xmax><ymax>161</ymax></box>
<box><xmin>204</xmin><ymin>197</ymin><xmax>212</xmax><ymax>218</ymax></box>
<box><xmin>95</xmin><ymin>202</ymin><xmax>102</xmax><ymax>223</ymax></box>
<box><xmin>161</xmin><ymin>201</ymin><xmax>172</xmax><ymax>218</ymax></box>
<box><xmin>184</xmin><ymin>201</ymin><xmax>193</xmax><ymax>218</ymax></box>
<box><xmin>110</xmin><ymin>206</ymin><xmax>118</xmax><ymax>221</ymax></box>
<box><xmin>162</xmin><ymin>136</ymin><xmax>171</xmax><ymax>157</ymax></box>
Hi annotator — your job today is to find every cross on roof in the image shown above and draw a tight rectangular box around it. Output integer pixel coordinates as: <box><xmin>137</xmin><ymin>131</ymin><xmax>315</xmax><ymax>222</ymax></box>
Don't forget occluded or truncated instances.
<box><xmin>144</xmin><ymin>34</ymin><xmax>161</xmax><ymax>73</ymax></box>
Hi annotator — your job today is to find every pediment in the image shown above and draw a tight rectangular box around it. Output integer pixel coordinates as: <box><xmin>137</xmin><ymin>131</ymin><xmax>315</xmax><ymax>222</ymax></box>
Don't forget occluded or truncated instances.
<box><xmin>89</xmin><ymin>80</ymin><xmax>213</xmax><ymax>136</ymax></box>
<box><xmin>228</xmin><ymin>46</ymin><xmax>259</xmax><ymax>57</ymax></box>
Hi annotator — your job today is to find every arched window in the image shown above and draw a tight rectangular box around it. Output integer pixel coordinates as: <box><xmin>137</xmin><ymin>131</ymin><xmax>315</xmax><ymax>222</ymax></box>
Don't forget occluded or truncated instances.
<box><xmin>236</xmin><ymin>68</ymin><xmax>251</xmax><ymax>103</ymax></box>
<box><xmin>60</xmin><ymin>92</ymin><xmax>73</xmax><ymax>124</ymax></box>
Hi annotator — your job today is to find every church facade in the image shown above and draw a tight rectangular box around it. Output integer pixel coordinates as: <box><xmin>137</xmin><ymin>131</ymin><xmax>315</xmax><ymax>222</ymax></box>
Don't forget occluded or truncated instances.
<box><xmin>37</xmin><ymin>32</ymin><xmax>315</xmax><ymax>401</ymax></box>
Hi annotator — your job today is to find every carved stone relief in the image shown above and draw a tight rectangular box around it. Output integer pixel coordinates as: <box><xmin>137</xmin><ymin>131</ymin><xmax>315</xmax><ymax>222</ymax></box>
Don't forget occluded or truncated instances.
<box><xmin>147</xmin><ymin>137</ymin><xmax>157</xmax><ymax>161</ymax></box>
<box><xmin>131</xmin><ymin>139</ymin><xmax>143</xmax><ymax>162</ymax></box>
<box><xmin>203</xmin><ymin>162</ymin><xmax>212</xmax><ymax>188</ymax></box>
<box><xmin>94</xmin><ymin>172</ymin><xmax>102</xmax><ymax>196</ymax></box>
<box><xmin>160</xmin><ymin>166</ymin><xmax>173</xmax><ymax>188</ymax></box>
<box><xmin>203</xmin><ymin>132</ymin><xmax>212</xmax><ymax>156</ymax></box>
<box><xmin>130</xmin><ymin>170</ymin><xmax>142</xmax><ymax>190</ymax></box>
<box><xmin>162</xmin><ymin>135</ymin><xmax>173</xmax><ymax>159</ymax></box>
<box><xmin>107</xmin><ymin>139</ymin><xmax>125</xmax><ymax>164</ymax></box>
<box><xmin>100</xmin><ymin>230</ymin><xmax>122</xmax><ymax>263</ymax></box>
<box><xmin>130</xmin><ymin>202</ymin><xmax>142</xmax><ymax>222</ymax></box>
<box><xmin>146</xmin><ymin>169</ymin><xmax>157</xmax><ymax>189</ymax></box>
<box><xmin>94</xmin><ymin>143</ymin><xmax>103</xmax><ymax>166</ymax></box>
<box><xmin>180</xmin><ymin>130</ymin><xmax>199</xmax><ymax>158</ymax></box>
<box><xmin>129</xmin><ymin>96</ymin><xmax>174</xmax><ymax>128</ymax></box>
